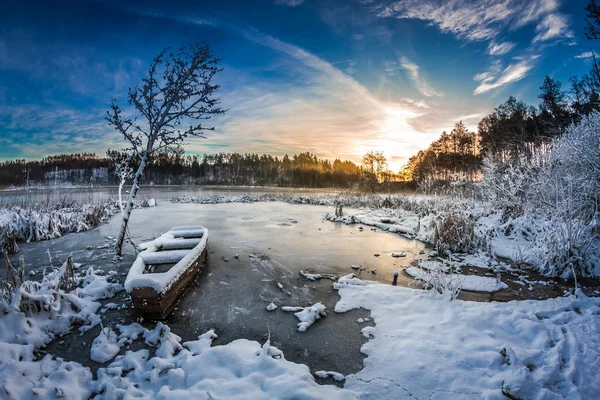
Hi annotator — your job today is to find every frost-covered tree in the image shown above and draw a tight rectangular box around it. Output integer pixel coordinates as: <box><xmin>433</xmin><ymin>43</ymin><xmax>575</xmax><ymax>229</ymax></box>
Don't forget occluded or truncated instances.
<box><xmin>106</xmin><ymin>150</ymin><xmax>133</xmax><ymax>216</ymax></box>
<box><xmin>107</xmin><ymin>43</ymin><xmax>225</xmax><ymax>256</ymax></box>
<box><xmin>529</xmin><ymin>113</ymin><xmax>600</xmax><ymax>277</ymax></box>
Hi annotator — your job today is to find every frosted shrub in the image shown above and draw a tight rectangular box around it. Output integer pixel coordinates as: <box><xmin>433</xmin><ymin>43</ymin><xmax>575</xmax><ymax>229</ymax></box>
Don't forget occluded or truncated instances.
<box><xmin>432</xmin><ymin>210</ymin><xmax>475</xmax><ymax>253</ymax></box>
<box><xmin>527</xmin><ymin>113</ymin><xmax>600</xmax><ymax>277</ymax></box>
<box><xmin>414</xmin><ymin>265</ymin><xmax>464</xmax><ymax>300</ymax></box>
<box><xmin>0</xmin><ymin>202</ymin><xmax>119</xmax><ymax>254</ymax></box>
<box><xmin>479</xmin><ymin>154</ymin><xmax>534</xmax><ymax>216</ymax></box>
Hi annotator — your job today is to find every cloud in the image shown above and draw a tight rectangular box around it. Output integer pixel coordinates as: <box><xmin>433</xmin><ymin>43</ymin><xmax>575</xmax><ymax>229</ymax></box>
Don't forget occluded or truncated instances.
<box><xmin>275</xmin><ymin>0</ymin><xmax>305</xmax><ymax>6</ymax></box>
<box><xmin>533</xmin><ymin>13</ymin><xmax>573</xmax><ymax>42</ymax></box>
<box><xmin>454</xmin><ymin>113</ymin><xmax>485</xmax><ymax>122</ymax></box>
<box><xmin>488</xmin><ymin>42</ymin><xmax>515</xmax><ymax>56</ymax></box>
<box><xmin>368</xmin><ymin>0</ymin><xmax>571</xmax><ymax>44</ymax></box>
<box><xmin>575</xmin><ymin>51</ymin><xmax>595</xmax><ymax>59</ymax></box>
<box><xmin>398</xmin><ymin>57</ymin><xmax>443</xmax><ymax>97</ymax></box>
<box><xmin>473</xmin><ymin>57</ymin><xmax>537</xmax><ymax>95</ymax></box>
<box><xmin>0</xmin><ymin>104</ymin><xmax>122</xmax><ymax>158</ymax></box>
<box><xmin>161</xmin><ymin>21</ymin><xmax>445</xmax><ymax>170</ymax></box>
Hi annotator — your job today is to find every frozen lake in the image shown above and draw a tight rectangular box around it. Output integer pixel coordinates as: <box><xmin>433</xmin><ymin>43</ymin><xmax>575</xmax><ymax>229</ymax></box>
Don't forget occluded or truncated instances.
<box><xmin>17</xmin><ymin>200</ymin><xmax>428</xmax><ymax>376</ymax></box>
<box><xmin>0</xmin><ymin>185</ymin><xmax>341</xmax><ymax>205</ymax></box>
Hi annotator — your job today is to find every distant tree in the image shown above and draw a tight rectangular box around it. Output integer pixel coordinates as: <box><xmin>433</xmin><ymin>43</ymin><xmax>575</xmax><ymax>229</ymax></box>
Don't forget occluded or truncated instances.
<box><xmin>361</xmin><ymin>150</ymin><xmax>387</xmax><ymax>192</ymax></box>
<box><xmin>107</xmin><ymin>43</ymin><xmax>225</xmax><ymax>256</ymax></box>
<box><xmin>478</xmin><ymin>96</ymin><xmax>540</xmax><ymax>161</ymax></box>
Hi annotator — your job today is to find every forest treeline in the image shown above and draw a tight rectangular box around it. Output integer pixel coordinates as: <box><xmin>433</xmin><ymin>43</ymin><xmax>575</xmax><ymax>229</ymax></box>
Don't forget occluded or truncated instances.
<box><xmin>0</xmin><ymin>152</ymin><xmax>378</xmax><ymax>188</ymax></box>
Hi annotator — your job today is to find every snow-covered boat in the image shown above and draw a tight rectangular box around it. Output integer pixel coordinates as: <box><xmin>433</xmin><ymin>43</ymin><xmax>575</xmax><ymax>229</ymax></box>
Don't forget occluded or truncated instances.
<box><xmin>125</xmin><ymin>226</ymin><xmax>208</xmax><ymax>319</ymax></box>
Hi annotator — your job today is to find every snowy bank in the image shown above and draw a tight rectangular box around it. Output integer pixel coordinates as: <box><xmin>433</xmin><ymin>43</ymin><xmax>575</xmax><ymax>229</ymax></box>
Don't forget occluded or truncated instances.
<box><xmin>405</xmin><ymin>266</ymin><xmax>508</xmax><ymax>293</ymax></box>
<box><xmin>0</xmin><ymin>262</ymin><xmax>356</xmax><ymax>399</ymax></box>
<box><xmin>0</xmin><ymin>265</ymin><xmax>123</xmax><ymax>398</ymax></box>
<box><xmin>334</xmin><ymin>277</ymin><xmax>600</xmax><ymax>399</ymax></box>
<box><xmin>95</xmin><ymin>324</ymin><xmax>357</xmax><ymax>399</ymax></box>
<box><xmin>0</xmin><ymin>202</ymin><xmax>118</xmax><ymax>253</ymax></box>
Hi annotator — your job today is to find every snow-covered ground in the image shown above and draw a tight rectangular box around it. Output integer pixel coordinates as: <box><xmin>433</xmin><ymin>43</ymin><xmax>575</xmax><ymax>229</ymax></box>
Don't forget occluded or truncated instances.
<box><xmin>2</xmin><ymin>235</ymin><xmax>599</xmax><ymax>399</ymax></box>
<box><xmin>0</xmin><ymin>269</ymin><xmax>355</xmax><ymax>399</ymax></box>
<box><xmin>2</xmin><ymin>192</ymin><xmax>599</xmax><ymax>399</ymax></box>
<box><xmin>334</xmin><ymin>274</ymin><xmax>600</xmax><ymax>399</ymax></box>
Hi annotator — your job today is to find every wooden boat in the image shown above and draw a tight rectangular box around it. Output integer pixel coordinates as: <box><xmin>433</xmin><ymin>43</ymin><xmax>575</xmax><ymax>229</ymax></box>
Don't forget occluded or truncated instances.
<box><xmin>125</xmin><ymin>226</ymin><xmax>208</xmax><ymax>319</ymax></box>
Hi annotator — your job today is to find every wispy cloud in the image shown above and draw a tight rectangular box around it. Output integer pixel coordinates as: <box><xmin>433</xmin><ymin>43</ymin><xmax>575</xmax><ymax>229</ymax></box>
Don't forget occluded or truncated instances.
<box><xmin>488</xmin><ymin>42</ymin><xmax>515</xmax><ymax>56</ymax></box>
<box><xmin>398</xmin><ymin>57</ymin><xmax>443</xmax><ymax>97</ymax></box>
<box><xmin>0</xmin><ymin>104</ymin><xmax>122</xmax><ymax>158</ymax></box>
<box><xmin>533</xmin><ymin>13</ymin><xmax>573</xmax><ymax>42</ymax></box>
<box><xmin>365</xmin><ymin>0</ymin><xmax>572</xmax><ymax>96</ymax></box>
<box><xmin>575</xmin><ymin>51</ymin><xmax>595</xmax><ymax>59</ymax></box>
<box><xmin>370</xmin><ymin>0</ymin><xmax>572</xmax><ymax>44</ymax></box>
<box><xmin>274</xmin><ymin>0</ymin><xmax>304</xmax><ymax>7</ymax></box>
<box><xmin>473</xmin><ymin>57</ymin><xmax>537</xmax><ymax>95</ymax></box>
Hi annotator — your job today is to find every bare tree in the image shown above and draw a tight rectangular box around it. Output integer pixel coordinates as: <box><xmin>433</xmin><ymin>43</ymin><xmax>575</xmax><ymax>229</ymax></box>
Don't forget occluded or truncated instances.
<box><xmin>361</xmin><ymin>150</ymin><xmax>387</xmax><ymax>192</ymax></box>
<box><xmin>106</xmin><ymin>150</ymin><xmax>133</xmax><ymax>216</ymax></box>
<box><xmin>107</xmin><ymin>43</ymin><xmax>225</xmax><ymax>256</ymax></box>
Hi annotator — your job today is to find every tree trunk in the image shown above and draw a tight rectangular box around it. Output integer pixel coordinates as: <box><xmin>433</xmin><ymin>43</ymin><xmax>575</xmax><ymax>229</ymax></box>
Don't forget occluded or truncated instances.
<box><xmin>115</xmin><ymin>156</ymin><xmax>146</xmax><ymax>256</ymax></box>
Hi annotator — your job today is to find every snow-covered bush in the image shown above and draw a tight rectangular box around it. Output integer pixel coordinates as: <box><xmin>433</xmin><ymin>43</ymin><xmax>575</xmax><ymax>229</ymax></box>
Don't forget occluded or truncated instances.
<box><xmin>411</xmin><ymin>265</ymin><xmax>464</xmax><ymax>300</ymax></box>
<box><xmin>525</xmin><ymin>114</ymin><xmax>600</xmax><ymax>276</ymax></box>
<box><xmin>0</xmin><ymin>202</ymin><xmax>118</xmax><ymax>254</ymax></box>
<box><xmin>432</xmin><ymin>209</ymin><xmax>475</xmax><ymax>254</ymax></box>
<box><xmin>478</xmin><ymin>154</ymin><xmax>535</xmax><ymax>216</ymax></box>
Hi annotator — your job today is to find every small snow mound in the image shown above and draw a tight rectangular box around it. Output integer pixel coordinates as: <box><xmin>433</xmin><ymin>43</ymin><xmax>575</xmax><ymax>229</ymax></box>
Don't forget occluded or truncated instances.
<box><xmin>406</xmin><ymin>266</ymin><xmax>507</xmax><ymax>293</ymax></box>
<box><xmin>316</xmin><ymin>370</ymin><xmax>346</xmax><ymax>381</ymax></box>
<box><xmin>294</xmin><ymin>303</ymin><xmax>326</xmax><ymax>332</ymax></box>
<box><xmin>300</xmin><ymin>270</ymin><xmax>323</xmax><ymax>281</ymax></box>
<box><xmin>90</xmin><ymin>328</ymin><xmax>120</xmax><ymax>363</ymax></box>
<box><xmin>266</xmin><ymin>302</ymin><xmax>277</xmax><ymax>311</ymax></box>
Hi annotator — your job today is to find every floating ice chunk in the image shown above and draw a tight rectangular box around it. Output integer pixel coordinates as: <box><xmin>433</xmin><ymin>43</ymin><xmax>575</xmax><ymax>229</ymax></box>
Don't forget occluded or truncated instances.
<box><xmin>334</xmin><ymin>274</ymin><xmax>371</xmax><ymax>288</ymax></box>
<box><xmin>294</xmin><ymin>303</ymin><xmax>326</xmax><ymax>332</ymax></box>
<box><xmin>391</xmin><ymin>252</ymin><xmax>406</xmax><ymax>258</ymax></box>
<box><xmin>266</xmin><ymin>302</ymin><xmax>278</xmax><ymax>311</ymax></box>
<box><xmin>316</xmin><ymin>370</ymin><xmax>346</xmax><ymax>381</ymax></box>
<box><xmin>357</xmin><ymin>318</ymin><xmax>364</xmax><ymax>323</ymax></box>
<box><xmin>300</xmin><ymin>270</ymin><xmax>322</xmax><ymax>281</ymax></box>
<box><xmin>282</xmin><ymin>306</ymin><xmax>304</xmax><ymax>312</ymax></box>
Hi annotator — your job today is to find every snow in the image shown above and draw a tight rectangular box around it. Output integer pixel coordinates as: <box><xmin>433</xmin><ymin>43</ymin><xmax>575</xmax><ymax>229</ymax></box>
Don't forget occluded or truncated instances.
<box><xmin>90</xmin><ymin>328</ymin><xmax>120</xmax><ymax>363</ymax></box>
<box><xmin>300</xmin><ymin>270</ymin><xmax>322</xmax><ymax>281</ymax></box>
<box><xmin>124</xmin><ymin>226</ymin><xmax>208</xmax><ymax>294</ymax></box>
<box><xmin>281</xmin><ymin>306</ymin><xmax>304</xmax><ymax>312</ymax></box>
<box><xmin>0</xmin><ymin>202</ymin><xmax>118</xmax><ymax>252</ymax></box>
<box><xmin>315</xmin><ymin>370</ymin><xmax>346</xmax><ymax>381</ymax></box>
<box><xmin>95</xmin><ymin>323</ymin><xmax>357</xmax><ymax>399</ymax></box>
<box><xmin>286</xmin><ymin>303</ymin><xmax>327</xmax><ymax>332</ymax></box>
<box><xmin>0</xmin><ymin>266</ymin><xmax>123</xmax><ymax>398</ymax></box>
<box><xmin>405</xmin><ymin>266</ymin><xmax>508</xmax><ymax>293</ymax></box>
<box><xmin>334</xmin><ymin>277</ymin><xmax>600</xmax><ymax>399</ymax></box>
<box><xmin>139</xmin><ymin>238</ymin><xmax>202</xmax><ymax>251</ymax></box>
<box><xmin>266</xmin><ymin>302</ymin><xmax>277</xmax><ymax>311</ymax></box>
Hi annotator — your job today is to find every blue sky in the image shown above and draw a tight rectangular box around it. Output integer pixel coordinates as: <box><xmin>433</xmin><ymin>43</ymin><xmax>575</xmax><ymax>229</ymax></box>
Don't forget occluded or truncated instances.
<box><xmin>0</xmin><ymin>0</ymin><xmax>594</xmax><ymax>170</ymax></box>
